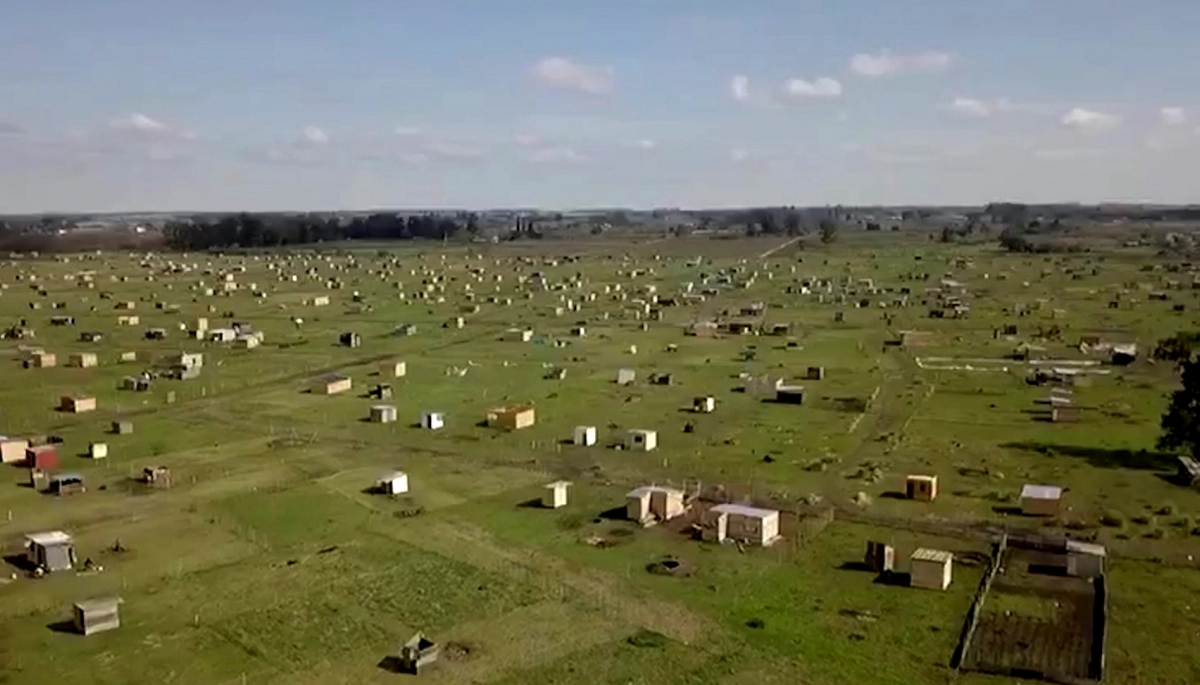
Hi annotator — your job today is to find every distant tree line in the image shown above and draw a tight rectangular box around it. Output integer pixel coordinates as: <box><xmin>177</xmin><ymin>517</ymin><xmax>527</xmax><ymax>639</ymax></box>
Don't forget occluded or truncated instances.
<box><xmin>162</xmin><ymin>212</ymin><xmax>481</xmax><ymax>250</ymax></box>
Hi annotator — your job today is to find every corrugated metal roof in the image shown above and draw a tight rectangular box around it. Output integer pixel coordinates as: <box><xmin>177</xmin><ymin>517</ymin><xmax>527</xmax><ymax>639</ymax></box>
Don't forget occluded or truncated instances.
<box><xmin>710</xmin><ymin>503</ymin><xmax>777</xmax><ymax>519</ymax></box>
<box><xmin>1066</xmin><ymin>540</ymin><xmax>1107</xmax><ymax>557</ymax></box>
<box><xmin>911</xmin><ymin>548</ymin><xmax>953</xmax><ymax>564</ymax></box>
<box><xmin>1021</xmin><ymin>484</ymin><xmax>1063</xmax><ymax>500</ymax></box>
<box><xmin>26</xmin><ymin>530</ymin><xmax>72</xmax><ymax>546</ymax></box>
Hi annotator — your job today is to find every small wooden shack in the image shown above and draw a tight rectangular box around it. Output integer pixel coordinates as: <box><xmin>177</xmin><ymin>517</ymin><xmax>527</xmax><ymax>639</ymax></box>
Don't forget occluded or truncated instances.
<box><xmin>113</xmin><ymin>420</ymin><xmax>134</xmax><ymax>435</ymax></box>
<box><xmin>421</xmin><ymin>412</ymin><xmax>444</xmax><ymax>430</ymax></box>
<box><xmin>1020</xmin><ymin>484</ymin><xmax>1063</xmax><ymax>516</ymax></box>
<box><xmin>398</xmin><ymin>632</ymin><xmax>439</xmax><ymax>674</ymax></box>
<box><xmin>142</xmin><ymin>466</ymin><xmax>171</xmax><ymax>488</ymax></box>
<box><xmin>380</xmin><ymin>359</ymin><xmax>407</xmax><ymax>378</ymax></box>
<box><xmin>61</xmin><ymin>395</ymin><xmax>97</xmax><ymax>413</ymax></box>
<box><xmin>543</xmin><ymin>480</ymin><xmax>571</xmax><ymax>509</ymax></box>
<box><xmin>27</xmin><ymin>352</ymin><xmax>56</xmax><ymax>368</ymax></box>
<box><xmin>626</xmin><ymin>486</ymin><xmax>686</xmax><ymax>525</ymax></box>
<box><xmin>25</xmin><ymin>531</ymin><xmax>76</xmax><ymax>572</ymax></box>
<box><xmin>865</xmin><ymin>541</ymin><xmax>895</xmax><ymax>573</ymax></box>
<box><xmin>910</xmin><ymin>548</ymin><xmax>953</xmax><ymax>590</ymax></box>
<box><xmin>625</xmin><ymin>429</ymin><xmax>658</xmax><ymax>452</ymax></box>
<box><xmin>573</xmin><ymin>425</ymin><xmax>597</xmax><ymax>446</ymax></box>
<box><xmin>26</xmin><ymin>444</ymin><xmax>58</xmax><ymax>470</ymax></box>
<box><xmin>703</xmin><ymin>503</ymin><xmax>781</xmax><ymax>547</ymax></box>
<box><xmin>68</xmin><ymin>352</ymin><xmax>98</xmax><ymax>368</ymax></box>
<box><xmin>377</xmin><ymin>471</ymin><xmax>409</xmax><ymax>495</ymax></box>
<box><xmin>89</xmin><ymin>442</ymin><xmax>108</xmax><ymax>459</ymax></box>
<box><xmin>0</xmin><ymin>437</ymin><xmax>29</xmax><ymax>464</ymax></box>
<box><xmin>370</xmin><ymin>405</ymin><xmax>397</xmax><ymax>424</ymax></box>
<box><xmin>616</xmin><ymin>368</ymin><xmax>636</xmax><ymax>385</ymax></box>
<box><xmin>73</xmin><ymin>598</ymin><xmax>122</xmax><ymax>636</ymax></box>
<box><xmin>905</xmin><ymin>475</ymin><xmax>938</xmax><ymax>502</ymax></box>
<box><xmin>486</xmin><ymin>405</ymin><xmax>535</xmax><ymax>431</ymax></box>
<box><xmin>693</xmin><ymin>396</ymin><xmax>716</xmax><ymax>413</ymax></box>
<box><xmin>338</xmin><ymin>332</ymin><xmax>361</xmax><ymax>348</ymax></box>
<box><xmin>775</xmin><ymin>385</ymin><xmax>806</xmax><ymax>405</ymax></box>
<box><xmin>313</xmin><ymin>373</ymin><xmax>352</xmax><ymax>395</ymax></box>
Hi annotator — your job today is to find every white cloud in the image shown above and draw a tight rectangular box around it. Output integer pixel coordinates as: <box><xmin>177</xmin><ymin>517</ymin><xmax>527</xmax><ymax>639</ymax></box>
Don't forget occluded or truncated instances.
<box><xmin>634</xmin><ymin>139</ymin><xmax>656</xmax><ymax>150</ymax></box>
<box><xmin>1161</xmin><ymin>107</ymin><xmax>1186</xmax><ymax>126</ymax></box>
<box><xmin>850</xmin><ymin>50</ymin><xmax>951</xmax><ymax>77</ymax></box>
<box><xmin>730</xmin><ymin>75</ymin><xmax>751</xmax><ymax>102</ymax></box>
<box><xmin>784</xmin><ymin>77</ymin><xmax>842</xmax><ymax>99</ymax></box>
<box><xmin>393</xmin><ymin>125</ymin><xmax>422</xmax><ymax>137</ymax></box>
<box><xmin>946</xmin><ymin>97</ymin><xmax>991</xmax><ymax>117</ymax></box>
<box><xmin>527</xmin><ymin>146</ymin><xmax>583</xmax><ymax>164</ymax></box>
<box><xmin>729</xmin><ymin>147</ymin><xmax>749</xmax><ymax>162</ymax></box>
<box><xmin>1061</xmin><ymin>108</ymin><xmax>1119</xmax><ymax>132</ymax></box>
<box><xmin>513</xmin><ymin>133</ymin><xmax>541</xmax><ymax>146</ymax></box>
<box><xmin>302</xmin><ymin>126</ymin><xmax>329</xmax><ymax>145</ymax></box>
<box><xmin>110</xmin><ymin>113</ymin><xmax>167</xmax><ymax>133</ymax></box>
<box><xmin>532</xmin><ymin>56</ymin><xmax>614</xmax><ymax>95</ymax></box>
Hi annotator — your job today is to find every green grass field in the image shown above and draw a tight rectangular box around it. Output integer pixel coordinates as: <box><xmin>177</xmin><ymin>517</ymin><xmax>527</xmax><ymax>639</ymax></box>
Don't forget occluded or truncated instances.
<box><xmin>2</xmin><ymin>235</ymin><xmax>1200</xmax><ymax>684</ymax></box>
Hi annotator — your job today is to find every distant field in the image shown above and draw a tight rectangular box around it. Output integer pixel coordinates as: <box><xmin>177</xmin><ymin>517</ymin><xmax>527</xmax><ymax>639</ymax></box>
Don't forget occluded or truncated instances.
<box><xmin>2</xmin><ymin>234</ymin><xmax>1200</xmax><ymax>684</ymax></box>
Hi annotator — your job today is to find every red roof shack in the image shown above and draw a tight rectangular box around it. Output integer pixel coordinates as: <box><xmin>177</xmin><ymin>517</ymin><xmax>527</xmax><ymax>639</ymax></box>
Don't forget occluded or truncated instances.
<box><xmin>27</xmin><ymin>444</ymin><xmax>58</xmax><ymax>470</ymax></box>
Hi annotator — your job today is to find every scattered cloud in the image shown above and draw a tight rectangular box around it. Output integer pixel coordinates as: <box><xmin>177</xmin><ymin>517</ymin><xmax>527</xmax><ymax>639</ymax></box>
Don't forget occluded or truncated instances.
<box><xmin>1033</xmin><ymin>147</ymin><xmax>1109</xmax><ymax>161</ymax></box>
<box><xmin>393</xmin><ymin>125</ymin><xmax>422</xmax><ymax>137</ymax></box>
<box><xmin>526</xmin><ymin>146</ymin><xmax>584</xmax><ymax>164</ymax></box>
<box><xmin>784</xmin><ymin>77</ymin><xmax>842</xmax><ymax>99</ymax></box>
<box><xmin>532</xmin><ymin>56</ymin><xmax>614</xmax><ymax>95</ymax></box>
<box><xmin>634</xmin><ymin>139</ymin><xmax>656</xmax><ymax>150</ymax></box>
<box><xmin>0</xmin><ymin>119</ymin><xmax>26</xmax><ymax>136</ymax></box>
<box><xmin>1061</xmin><ymin>107</ymin><xmax>1119</xmax><ymax>132</ymax></box>
<box><xmin>513</xmin><ymin>133</ymin><xmax>541</xmax><ymax>147</ymax></box>
<box><xmin>301</xmin><ymin>126</ymin><xmax>329</xmax><ymax>145</ymax></box>
<box><xmin>729</xmin><ymin>147</ymin><xmax>749</xmax><ymax>162</ymax></box>
<box><xmin>1160</xmin><ymin>107</ymin><xmax>1186</xmax><ymax>126</ymax></box>
<box><xmin>110</xmin><ymin>113</ymin><xmax>167</xmax><ymax>133</ymax></box>
<box><xmin>850</xmin><ymin>50</ymin><xmax>951</xmax><ymax>77</ymax></box>
<box><xmin>946</xmin><ymin>97</ymin><xmax>991</xmax><ymax>117</ymax></box>
<box><xmin>730</xmin><ymin>75</ymin><xmax>751</xmax><ymax>103</ymax></box>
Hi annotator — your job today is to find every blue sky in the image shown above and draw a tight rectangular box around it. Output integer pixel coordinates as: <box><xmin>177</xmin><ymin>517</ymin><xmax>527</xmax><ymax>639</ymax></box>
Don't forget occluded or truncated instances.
<box><xmin>1</xmin><ymin>0</ymin><xmax>1198</xmax><ymax>212</ymax></box>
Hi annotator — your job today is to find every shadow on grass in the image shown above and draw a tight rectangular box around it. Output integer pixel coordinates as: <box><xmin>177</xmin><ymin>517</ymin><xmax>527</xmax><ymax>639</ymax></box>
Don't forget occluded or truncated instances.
<box><xmin>992</xmin><ymin>505</ymin><xmax>1026</xmax><ymax>516</ymax></box>
<box><xmin>879</xmin><ymin>491</ymin><xmax>908</xmax><ymax>500</ymax></box>
<box><xmin>3</xmin><ymin>554</ymin><xmax>35</xmax><ymax>573</ymax></box>
<box><xmin>874</xmin><ymin>571</ymin><xmax>911</xmax><ymax>587</ymax></box>
<box><xmin>597</xmin><ymin>506</ymin><xmax>627</xmax><ymax>521</ymax></box>
<box><xmin>376</xmin><ymin>656</ymin><xmax>408</xmax><ymax>674</ymax></box>
<box><xmin>517</xmin><ymin>498</ymin><xmax>544</xmax><ymax>509</ymax></box>
<box><xmin>47</xmin><ymin>621</ymin><xmax>78</xmax><ymax>635</ymax></box>
<box><xmin>838</xmin><ymin>561</ymin><xmax>876</xmax><ymax>573</ymax></box>
<box><xmin>1002</xmin><ymin>441</ymin><xmax>1177</xmax><ymax>471</ymax></box>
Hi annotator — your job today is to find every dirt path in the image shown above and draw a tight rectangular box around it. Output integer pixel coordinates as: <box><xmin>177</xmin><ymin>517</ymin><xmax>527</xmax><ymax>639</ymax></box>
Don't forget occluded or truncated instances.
<box><xmin>757</xmin><ymin>236</ymin><xmax>802</xmax><ymax>259</ymax></box>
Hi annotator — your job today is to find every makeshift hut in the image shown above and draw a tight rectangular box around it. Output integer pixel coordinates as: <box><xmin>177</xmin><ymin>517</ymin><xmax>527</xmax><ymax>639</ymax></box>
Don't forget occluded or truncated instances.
<box><xmin>25</xmin><ymin>531</ymin><xmax>76</xmax><ymax>572</ymax></box>
<box><xmin>1066</xmin><ymin>541</ymin><xmax>1106</xmax><ymax>578</ymax></box>
<box><xmin>377</xmin><ymin>471</ymin><xmax>409</xmax><ymax>495</ymax></box>
<box><xmin>0</xmin><ymin>437</ymin><xmax>29</xmax><ymax>464</ymax></box>
<box><xmin>625</xmin><ymin>429</ymin><xmax>658</xmax><ymax>452</ymax></box>
<box><xmin>26</xmin><ymin>444</ymin><xmax>58</xmax><ymax>470</ymax></box>
<box><xmin>616</xmin><ymin>368</ymin><xmax>636</xmax><ymax>385</ymax></box>
<box><xmin>141</xmin><ymin>466</ymin><xmax>171</xmax><ymax>488</ymax></box>
<box><xmin>1020</xmin><ymin>484</ymin><xmax>1063</xmax><ymax>516</ymax></box>
<box><xmin>573</xmin><ymin>425</ymin><xmax>597</xmax><ymax>446</ymax></box>
<box><xmin>702</xmin><ymin>503</ymin><xmax>781</xmax><ymax>547</ymax></box>
<box><xmin>398</xmin><ymin>632</ymin><xmax>439</xmax><ymax>674</ymax></box>
<box><xmin>486</xmin><ymin>405</ymin><xmax>535</xmax><ymax>431</ymax></box>
<box><xmin>910</xmin><ymin>548</ymin><xmax>953</xmax><ymax>590</ymax></box>
<box><xmin>89</xmin><ymin>442</ymin><xmax>108</xmax><ymax>459</ymax></box>
<box><xmin>865</xmin><ymin>541</ymin><xmax>895</xmax><ymax>573</ymax></box>
<box><xmin>905</xmin><ymin>475</ymin><xmax>938</xmax><ymax>501</ymax></box>
<box><xmin>313</xmin><ymin>373</ymin><xmax>352</xmax><ymax>395</ymax></box>
<box><xmin>73</xmin><ymin>598</ymin><xmax>122</xmax><ymax>636</ymax></box>
<box><xmin>380</xmin><ymin>360</ymin><xmax>407</xmax><ymax>378</ymax></box>
<box><xmin>543</xmin><ymin>480</ymin><xmax>571</xmax><ymax>509</ymax></box>
<box><xmin>625</xmin><ymin>485</ymin><xmax>686</xmax><ymax>525</ymax></box>
<box><xmin>693</xmin><ymin>396</ymin><xmax>716</xmax><ymax>413</ymax></box>
<box><xmin>27</xmin><ymin>352</ymin><xmax>56</xmax><ymax>368</ymax></box>
<box><xmin>421</xmin><ymin>412</ymin><xmax>445</xmax><ymax>430</ymax></box>
<box><xmin>775</xmin><ymin>385</ymin><xmax>806</xmax><ymax>405</ymax></box>
<box><xmin>112</xmin><ymin>421</ymin><xmax>134</xmax><ymax>435</ymax></box>
<box><xmin>338</xmin><ymin>332</ymin><xmax>361</xmax><ymax>348</ymax></box>
<box><xmin>61</xmin><ymin>395</ymin><xmax>97</xmax><ymax>413</ymax></box>
<box><xmin>49</xmin><ymin>473</ymin><xmax>85</xmax><ymax>496</ymax></box>
<box><xmin>370</xmin><ymin>405</ymin><xmax>398</xmax><ymax>424</ymax></box>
